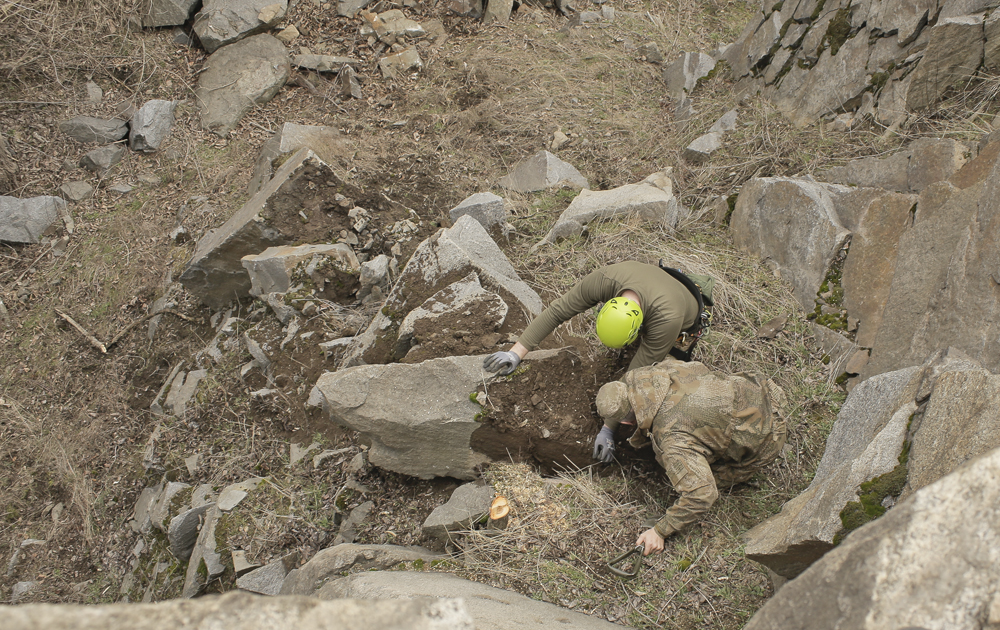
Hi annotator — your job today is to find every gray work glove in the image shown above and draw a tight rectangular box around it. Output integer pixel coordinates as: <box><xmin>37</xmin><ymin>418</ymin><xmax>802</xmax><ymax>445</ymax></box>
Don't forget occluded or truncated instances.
<box><xmin>483</xmin><ymin>350</ymin><xmax>521</xmax><ymax>376</ymax></box>
<box><xmin>593</xmin><ymin>425</ymin><xmax>616</xmax><ymax>463</ymax></box>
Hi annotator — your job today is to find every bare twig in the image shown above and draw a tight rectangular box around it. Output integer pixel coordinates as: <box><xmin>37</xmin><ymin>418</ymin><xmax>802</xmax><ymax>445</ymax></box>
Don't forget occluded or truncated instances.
<box><xmin>55</xmin><ymin>308</ymin><xmax>107</xmax><ymax>354</ymax></box>
<box><xmin>107</xmin><ymin>308</ymin><xmax>199</xmax><ymax>349</ymax></box>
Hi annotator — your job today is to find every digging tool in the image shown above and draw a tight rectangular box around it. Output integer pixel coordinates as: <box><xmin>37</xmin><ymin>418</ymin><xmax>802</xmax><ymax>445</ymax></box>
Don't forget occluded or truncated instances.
<box><xmin>608</xmin><ymin>543</ymin><xmax>645</xmax><ymax>579</ymax></box>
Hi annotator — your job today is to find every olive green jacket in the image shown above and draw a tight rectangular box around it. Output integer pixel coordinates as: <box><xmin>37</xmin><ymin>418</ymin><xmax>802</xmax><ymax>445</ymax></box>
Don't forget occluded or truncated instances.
<box><xmin>517</xmin><ymin>262</ymin><xmax>699</xmax><ymax>371</ymax></box>
<box><xmin>618</xmin><ymin>360</ymin><xmax>786</xmax><ymax>538</ymax></box>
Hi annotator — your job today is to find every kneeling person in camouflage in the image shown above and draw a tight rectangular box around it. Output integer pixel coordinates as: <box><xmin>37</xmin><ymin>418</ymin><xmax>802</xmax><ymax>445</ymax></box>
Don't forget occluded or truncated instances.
<box><xmin>594</xmin><ymin>358</ymin><xmax>786</xmax><ymax>556</ymax></box>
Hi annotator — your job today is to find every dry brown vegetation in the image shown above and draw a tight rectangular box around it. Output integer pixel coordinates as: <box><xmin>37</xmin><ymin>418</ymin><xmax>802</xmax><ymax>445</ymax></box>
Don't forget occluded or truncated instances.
<box><xmin>1</xmin><ymin>0</ymin><xmax>994</xmax><ymax>626</ymax></box>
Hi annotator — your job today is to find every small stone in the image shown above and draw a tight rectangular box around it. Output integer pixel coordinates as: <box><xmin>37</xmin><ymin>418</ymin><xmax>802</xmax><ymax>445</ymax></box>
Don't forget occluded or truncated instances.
<box><xmin>345</xmin><ymin>452</ymin><xmax>368</xmax><ymax>475</ymax></box>
<box><xmin>276</xmin><ymin>24</ymin><xmax>300</xmax><ymax>44</ymax></box>
<box><xmin>109</xmin><ymin>183</ymin><xmax>133</xmax><ymax>194</ymax></box>
<box><xmin>638</xmin><ymin>42</ymin><xmax>663</xmax><ymax>63</ymax></box>
<box><xmin>85</xmin><ymin>81</ymin><xmax>103</xmax><ymax>103</ymax></box>
<box><xmin>79</xmin><ymin>144</ymin><xmax>125</xmax><ymax>174</ymax></box>
<box><xmin>57</xmin><ymin>181</ymin><xmax>94</xmax><ymax>202</ymax></box>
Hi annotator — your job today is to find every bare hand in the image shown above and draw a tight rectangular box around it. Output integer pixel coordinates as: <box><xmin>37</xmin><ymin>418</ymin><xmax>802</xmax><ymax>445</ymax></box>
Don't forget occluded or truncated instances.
<box><xmin>637</xmin><ymin>528</ymin><xmax>664</xmax><ymax>556</ymax></box>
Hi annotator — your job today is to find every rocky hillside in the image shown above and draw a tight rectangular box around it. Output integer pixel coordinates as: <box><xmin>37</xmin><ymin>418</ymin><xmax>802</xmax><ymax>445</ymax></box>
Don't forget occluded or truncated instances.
<box><xmin>1</xmin><ymin>0</ymin><xmax>999</xmax><ymax>628</ymax></box>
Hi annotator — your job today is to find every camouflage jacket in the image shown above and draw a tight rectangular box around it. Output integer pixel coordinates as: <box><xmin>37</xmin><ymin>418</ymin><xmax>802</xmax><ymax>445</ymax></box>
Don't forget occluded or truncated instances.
<box><xmin>622</xmin><ymin>359</ymin><xmax>786</xmax><ymax>538</ymax></box>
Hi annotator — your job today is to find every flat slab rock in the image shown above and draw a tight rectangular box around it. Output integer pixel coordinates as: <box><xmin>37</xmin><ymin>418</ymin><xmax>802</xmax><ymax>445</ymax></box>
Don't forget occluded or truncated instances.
<box><xmin>280</xmin><ymin>544</ymin><xmax>442</xmax><ymax>595</ymax></box>
<box><xmin>496</xmin><ymin>150</ymin><xmax>589</xmax><ymax>192</ymax></box>
<box><xmin>0</xmin><ymin>591</ymin><xmax>474</xmax><ymax>630</ymax></box>
<box><xmin>195</xmin><ymin>34</ymin><xmax>290</xmax><ymax>137</ymax></box>
<box><xmin>317</xmin><ymin>571</ymin><xmax>628</xmax><ymax>629</ymax></box>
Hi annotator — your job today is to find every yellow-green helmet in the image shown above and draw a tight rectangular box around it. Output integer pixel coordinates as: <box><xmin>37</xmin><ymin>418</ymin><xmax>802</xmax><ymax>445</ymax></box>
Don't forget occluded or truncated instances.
<box><xmin>595</xmin><ymin>297</ymin><xmax>643</xmax><ymax>348</ymax></box>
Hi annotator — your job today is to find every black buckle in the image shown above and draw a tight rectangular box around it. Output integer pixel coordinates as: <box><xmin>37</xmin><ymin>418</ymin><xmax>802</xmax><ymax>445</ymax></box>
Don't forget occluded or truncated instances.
<box><xmin>607</xmin><ymin>543</ymin><xmax>645</xmax><ymax>579</ymax></box>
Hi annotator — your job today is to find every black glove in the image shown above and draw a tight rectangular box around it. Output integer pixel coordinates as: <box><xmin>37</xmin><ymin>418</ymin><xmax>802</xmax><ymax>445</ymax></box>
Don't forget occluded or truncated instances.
<box><xmin>483</xmin><ymin>350</ymin><xmax>521</xmax><ymax>376</ymax></box>
<box><xmin>593</xmin><ymin>425</ymin><xmax>616</xmax><ymax>463</ymax></box>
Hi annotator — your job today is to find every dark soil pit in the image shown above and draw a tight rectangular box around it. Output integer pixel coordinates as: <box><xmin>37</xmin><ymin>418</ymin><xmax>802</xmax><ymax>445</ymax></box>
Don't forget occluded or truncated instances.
<box><xmin>470</xmin><ymin>341</ymin><xmax>621</xmax><ymax>474</ymax></box>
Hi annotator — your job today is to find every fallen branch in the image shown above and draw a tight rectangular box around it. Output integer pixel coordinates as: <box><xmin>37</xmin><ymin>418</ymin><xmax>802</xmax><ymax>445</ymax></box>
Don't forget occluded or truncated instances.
<box><xmin>107</xmin><ymin>308</ymin><xmax>199</xmax><ymax>349</ymax></box>
<box><xmin>56</xmin><ymin>308</ymin><xmax>200</xmax><ymax>354</ymax></box>
<box><xmin>55</xmin><ymin>308</ymin><xmax>107</xmax><ymax>353</ymax></box>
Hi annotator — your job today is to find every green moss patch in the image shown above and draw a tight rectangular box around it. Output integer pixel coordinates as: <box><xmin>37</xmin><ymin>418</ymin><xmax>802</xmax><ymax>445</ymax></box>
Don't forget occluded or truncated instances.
<box><xmin>834</xmin><ymin>440</ymin><xmax>910</xmax><ymax>544</ymax></box>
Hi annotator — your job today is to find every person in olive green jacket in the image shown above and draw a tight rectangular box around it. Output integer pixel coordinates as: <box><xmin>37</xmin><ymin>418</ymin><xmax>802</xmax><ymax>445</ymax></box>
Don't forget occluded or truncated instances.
<box><xmin>594</xmin><ymin>358</ymin><xmax>786</xmax><ymax>555</ymax></box>
<box><xmin>482</xmin><ymin>261</ymin><xmax>699</xmax><ymax>376</ymax></box>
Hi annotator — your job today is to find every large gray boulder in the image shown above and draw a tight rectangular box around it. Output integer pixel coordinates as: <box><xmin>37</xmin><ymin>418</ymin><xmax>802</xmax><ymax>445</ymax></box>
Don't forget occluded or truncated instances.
<box><xmin>0</xmin><ymin>196</ymin><xmax>63</xmax><ymax>244</ymax></box>
<box><xmin>535</xmin><ymin>170</ymin><xmax>678</xmax><ymax>247</ymax></box>
<box><xmin>903</xmin><ymin>358</ymin><xmax>1000</xmax><ymax>501</ymax></box>
<box><xmin>0</xmin><ymin>591</ymin><xmax>473</xmax><ymax>629</ymax></box>
<box><xmin>496</xmin><ymin>150</ymin><xmax>588</xmax><ymax>192</ymax></box>
<box><xmin>743</xmin><ymin>446</ymin><xmax>1000</xmax><ymax>630</ymax></box>
<box><xmin>310</xmin><ymin>356</ymin><xmax>491</xmax><ymax>480</ymax></box>
<box><xmin>906</xmin><ymin>16</ymin><xmax>985</xmax><ymax>111</ymax></box>
<box><xmin>140</xmin><ymin>0</ymin><xmax>200</xmax><ymax>27</ymax></box>
<box><xmin>862</xmin><ymin>180</ymin><xmax>983</xmax><ymax>378</ymax></box>
<box><xmin>58</xmin><ymin>116</ymin><xmax>128</xmax><ymax>144</ymax></box>
<box><xmin>816</xmin><ymin>138</ymin><xmax>968</xmax><ymax>193</ymax></box>
<box><xmin>129</xmin><ymin>100</ymin><xmax>177</xmax><ymax>153</ymax></box>
<box><xmin>744</xmin><ymin>366</ymin><xmax>922</xmax><ymax>578</ymax></box>
<box><xmin>195</xmin><ymin>34</ymin><xmax>290</xmax><ymax>137</ymax></box>
<box><xmin>280</xmin><ymin>544</ymin><xmax>442</xmax><ymax>596</ymax></box>
<box><xmin>839</xmin><ymin>191</ymin><xmax>917</xmax><ymax>347</ymax></box>
<box><xmin>193</xmin><ymin>0</ymin><xmax>287</xmax><ymax>53</ymax></box>
<box><xmin>179</xmin><ymin>148</ymin><xmax>313</xmax><ymax>309</ymax></box>
<box><xmin>248</xmin><ymin>123</ymin><xmax>349</xmax><ymax>196</ymax></box>
<box><xmin>730</xmin><ymin>177</ymin><xmax>852</xmax><ymax>311</ymax></box>
<box><xmin>317</xmin><ymin>571</ymin><xmax>629</xmax><ymax>630</ymax></box>
<box><xmin>339</xmin><ymin>215</ymin><xmax>541</xmax><ymax>366</ymax></box>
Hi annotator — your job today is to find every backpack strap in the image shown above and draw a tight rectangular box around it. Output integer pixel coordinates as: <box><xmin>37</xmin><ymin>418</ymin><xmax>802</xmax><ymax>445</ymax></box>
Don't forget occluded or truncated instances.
<box><xmin>658</xmin><ymin>260</ymin><xmax>711</xmax><ymax>336</ymax></box>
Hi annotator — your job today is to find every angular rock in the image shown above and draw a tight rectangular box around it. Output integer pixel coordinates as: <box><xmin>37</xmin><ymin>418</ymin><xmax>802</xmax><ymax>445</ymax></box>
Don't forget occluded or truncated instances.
<box><xmin>168</xmin><ymin>504</ymin><xmax>213</xmax><ymax>562</ymax></box>
<box><xmin>318</xmin><ymin>571</ymin><xmax>625</xmax><ymax>629</ymax></box>
<box><xmin>421</xmin><ymin>482</ymin><xmax>493</xmax><ymax>544</ymax></box>
<box><xmin>482</xmin><ymin>0</ymin><xmax>513</xmax><ymax>24</ymax></box>
<box><xmin>0</xmin><ymin>591</ymin><xmax>474</xmax><ymax>629</ymax></box>
<box><xmin>338</xmin><ymin>0</ymin><xmax>374</xmax><ymax>17</ymax></box>
<box><xmin>0</xmin><ymin>196</ymin><xmax>63</xmax><ymax>244</ymax></box>
<box><xmin>662</xmin><ymin>51</ymin><xmax>716</xmax><ymax>99</ymax></box>
<box><xmin>840</xmin><ymin>192</ymin><xmax>917</xmax><ymax>347</ymax></box>
<box><xmin>377</xmin><ymin>47</ymin><xmax>422</xmax><ymax>79</ymax></box>
<box><xmin>235</xmin><ymin>553</ymin><xmax>298</xmax><ymax>596</ymax></box>
<box><xmin>247</xmin><ymin>123</ymin><xmax>349</xmax><ymax>197</ymax></box>
<box><xmin>358</xmin><ymin>254</ymin><xmax>390</xmax><ymax>300</ymax></box>
<box><xmin>730</xmin><ymin>177</ymin><xmax>852</xmax><ymax>311</ymax></box>
<box><xmin>986</xmin><ymin>11</ymin><xmax>1000</xmax><ymax>70</ymax></box>
<box><xmin>862</xmin><ymin>181</ymin><xmax>982</xmax><ymax>378</ymax></box>
<box><xmin>396</xmin><ymin>272</ymin><xmax>508</xmax><ymax>358</ymax></box>
<box><xmin>275</xmin><ymin>25</ymin><xmax>299</xmax><ymax>44</ymax></box>
<box><xmin>744</xmin><ymin>366</ymin><xmax>923</xmax><ymax>578</ymax></box>
<box><xmin>182</xmin><ymin>478</ymin><xmax>263</xmax><ymax>598</ymax></box>
<box><xmin>536</xmin><ymin>169</ymin><xmax>677</xmax><ymax>247</ymax></box>
<box><xmin>868</xmin><ymin>0</ymin><xmax>936</xmax><ymax>46</ymax></box>
<box><xmin>708</xmin><ymin>108</ymin><xmax>738</xmax><ymax>134</ymax></box>
<box><xmin>339</xmin><ymin>215</ymin><xmax>541</xmax><ymax>366</ymax></box>
<box><xmin>904</xmin><ymin>363</ymin><xmax>1000</xmax><ymax>500</ymax></box>
<box><xmin>770</xmin><ymin>32</ymin><xmax>871</xmax><ymax>129</ymax></box>
<box><xmin>148</xmin><ymin>481</ymin><xmax>191</xmax><ymax>533</ymax></box>
<box><xmin>129</xmin><ymin>100</ymin><xmax>177</xmax><ymax>153</ymax></box>
<box><xmin>448</xmin><ymin>192</ymin><xmax>507</xmax><ymax>231</ymax></box>
<box><xmin>57</xmin><ymin>181</ymin><xmax>93</xmax><ymax>202</ymax></box>
<box><xmin>360</xmin><ymin>10</ymin><xmax>426</xmax><ymax>41</ymax></box>
<box><xmin>196</xmin><ymin>34</ymin><xmax>290</xmax><ymax>137</ymax></box>
<box><xmin>817</xmin><ymin>151</ymin><xmax>911</xmax><ymax>192</ymax></box>
<box><xmin>180</xmin><ymin>149</ymin><xmax>318</xmax><ymax>309</ymax></box>
<box><xmin>241</xmin><ymin>244</ymin><xmax>360</xmax><ymax>297</ymax></box>
<box><xmin>80</xmin><ymin>144</ymin><xmax>125</xmax><ymax>174</ymax></box>
<box><xmin>905</xmin><ymin>138</ymin><xmax>968</xmax><ymax>191</ymax></box>
<box><xmin>683</xmin><ymin>132</ymin><xmax>721</xmax><ymax>164</ymax></box>
<box><xmin>333</xmin><ymin>501</ymin><xmax>373</xmax><ymax>545</ymax></box>
<box><xmin>496</xmin><ymin>150</ymin><xmax>588</xmax><ymax>193</ymax></box>
<box><xmin>58</xmin><ymin>116</ymin><xmax>128</xmax><ymax>144</ymax></box>
<box><xmin>130</xmin><ymin>484</ymin><xmax>163</xmax><ymax>535</ymax></box>
<box><xmin>445</xmin><ymin>0</ymin><xmax>482</xmax><ymax>17</ymax></box>
<box><xmin>193</xmin><ymin>0</ymin><xmax>287</xmax><ymax>54</ymax></box>
<box><xmin>311</xmin><ymin>356</ymin><xmax>490</xmax><ymax>479</ymax></box>
<box><xmin>292</xmin><ymin>55</ymin><xmax>360</xmax><ymax>73</ymax></box>
<box><xmin>337</xmin><ymin>66</ymin><xmax>363</xmax><ymax>100</ymax></box>
<box><xmin>743</xmin><ymin>446</ymin><xmax>1000</xmax><ymax>630</ymax></box>
<box><xmin>906</xmin><ymin>16</ymin><xmax>985</xmax><ymax>111</ymax></box>
<box><xmin>163</xmin><ymin>369</ymin><xmax>207</xmax><ymax>417</ymax></box>
<box><xmin>140</xmin><ymin>0</ymin><xmax>200</xmax><ymax>27</ymax></box>
<box><xmin>10</xmin><ymin>581</ymin><xmax>37</xmax><ymax>603</ymax></box>
<box><xmin>280</xmin><ymin>544</ymin><xmax>441</xmax><ymax>596</ymax></box>
<box><xmin>638</xmin><ymin>42</ymin><xmax>663</xmax><ymax>63</ymax></box>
